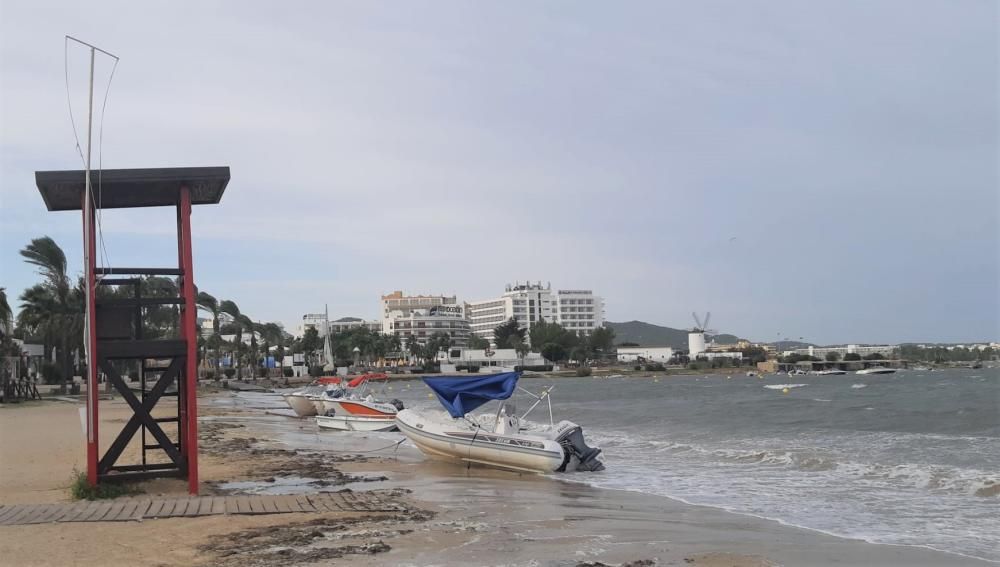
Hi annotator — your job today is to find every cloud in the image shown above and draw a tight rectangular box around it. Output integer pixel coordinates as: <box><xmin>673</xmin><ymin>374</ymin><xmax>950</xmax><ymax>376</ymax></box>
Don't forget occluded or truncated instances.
<box><xmin>1</xmin><ymin>1</ymin><xmax>996</xmax><ymax>343</ymax></box>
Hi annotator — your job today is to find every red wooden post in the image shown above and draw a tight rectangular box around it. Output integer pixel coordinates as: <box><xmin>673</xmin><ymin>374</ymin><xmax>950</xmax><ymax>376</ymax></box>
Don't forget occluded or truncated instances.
<box><xmin>178</xmin><ymin>185</ymin><xmax>200</xmax><ymax>494</ymax></box>
<box><xmin>82</xmin><ymin>194</ymin><xmax>99</xmax><ymax>487</ymax></box>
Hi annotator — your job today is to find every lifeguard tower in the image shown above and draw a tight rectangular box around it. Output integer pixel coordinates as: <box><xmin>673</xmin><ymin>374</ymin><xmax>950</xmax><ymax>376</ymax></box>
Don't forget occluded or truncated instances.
<box><xmin>35</xmin><ymin>167</ymin><xmax>230</xmax><ymax>494</ymax></box>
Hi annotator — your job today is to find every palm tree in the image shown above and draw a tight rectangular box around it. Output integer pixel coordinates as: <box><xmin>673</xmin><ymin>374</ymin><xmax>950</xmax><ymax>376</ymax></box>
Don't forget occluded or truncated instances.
<box><xmin>239</xmin><ymin>315</ymin><xmax>258</xmax><ymax>377</ymax></box>
<box><xmin>256</xmin><ymin>322</ymin><xmax>285</xmax><ymax>374</ymax></box>
<box><xmin>387</xmin><ymin>333</ymin><xmax>401</xmax><ymax>353</ymax></box>
<box><xmin>196</xmin><ymin>292</ymin><xmax>220</xmax><ymax>334</ymax></box>
<box><xmin>17</xmin><ymin>237</ymin><xmax>83</xmax><ymax>392</ymax></box>
<box><xmin>196</xmin><ymin>292</ymin><xmax>223</xmax><ymax>373</ymax></box>
<box><xmin>407</xmin><ymin>337</ymin><xmax>422</xmax><ymax>363</ymax></box>
<box><xmin>0</xmin><ymin>287</ymin><xmax>11</xmax><ymax>337</ymax></box>
<box><xmin>219</xmin><ymin>300</ymin><xmax>244</xmax><ymax>378</ymax></box>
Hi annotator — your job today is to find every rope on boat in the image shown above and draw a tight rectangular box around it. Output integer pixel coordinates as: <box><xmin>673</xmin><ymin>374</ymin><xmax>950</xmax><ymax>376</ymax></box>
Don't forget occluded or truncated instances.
<box><xmin>351</xmin><ymin>438</ymin><xmax>408</xmax><ymax>454</ymax></box>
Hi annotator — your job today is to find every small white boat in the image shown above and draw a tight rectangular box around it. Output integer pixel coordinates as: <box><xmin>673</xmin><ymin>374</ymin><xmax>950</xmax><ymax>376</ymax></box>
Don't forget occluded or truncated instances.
<box><xmin>396</xmin><ymin>372</ymin><xmax>604</xmax><ymax>474</ymax></box>
<box><xmin>812</xmin><ymin>369</ymin><xmax>847</xmax><ymax>375</ymax></box>
<box><xmin>316</xmin><ymin>414</ymin><xmax>398</xmax><ymax>432</ymax></box>
<box><xmin>312</xmin><ymin>387</ymin><xmax>348</xmax><ymax>415</ymax></box>
<box><xmin>320</xmin><ymin>373</ymin><xmax>403</xmax><ymax>418</ymax></box>
<box><xmin>283</xmin><ymin>392</ymin><xmax>318</xmax><ymax>417</ymax></box>
<box><xmin>282</xmin><ymin>377</ymin><xmax>345</xmax><ymax>417</ymax></box>
<box><xmin>856</xmin><ymin>367</ymin><xmax>897</xmax><ymax>375</ymax></box>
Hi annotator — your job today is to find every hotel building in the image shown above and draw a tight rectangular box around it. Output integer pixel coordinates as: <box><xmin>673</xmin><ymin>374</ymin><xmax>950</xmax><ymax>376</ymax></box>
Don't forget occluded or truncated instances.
<box><xmin>782</xmin><ymin>344</ymin><xmax>899</xmax><ymax>359</ymax></box>
<box><xmin>300</xmin><ymin>314</ymin><xmax>380</xmax><ymax>337</ymax></box>
<box><xmin>380</xmin><ymin>291</ymin><xmax>471</xmax><ymax>347</ymax></box>
<box><xmin>466</xmin><ymin>281</ymin><xmax>605</xmax><ymax>346</ymax></box>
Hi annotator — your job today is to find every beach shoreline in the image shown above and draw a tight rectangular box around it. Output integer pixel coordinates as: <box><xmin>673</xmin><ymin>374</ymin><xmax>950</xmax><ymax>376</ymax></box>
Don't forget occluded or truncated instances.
<box><xmin>0</xmin><ymin>391</ymin><xmax>992</xmax><ymax>566</ymax></box>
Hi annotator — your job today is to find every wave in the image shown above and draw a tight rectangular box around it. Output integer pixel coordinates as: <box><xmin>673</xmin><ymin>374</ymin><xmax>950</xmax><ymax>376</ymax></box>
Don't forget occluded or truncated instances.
<box><xmin>851</xmin><ymin>383</ymin><xmax>867</xmax><ymax>389</ymax></box>
<box><xmin>586</xmin><ymin>428</ymin><xmax>1000</xmax><ymax>498</ymax></box>
<box><xmin>763</xmin><ymin>383</ymin><xmax>807</xmax><ymax>390</ymax></box>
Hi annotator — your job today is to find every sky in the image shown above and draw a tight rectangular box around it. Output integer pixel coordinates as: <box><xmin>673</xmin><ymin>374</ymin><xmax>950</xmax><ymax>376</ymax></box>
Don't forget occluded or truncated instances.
<box><xmin>1</xmin><ymin>1</ymin><xmax>997</xmax><ymax>345</ymax></box>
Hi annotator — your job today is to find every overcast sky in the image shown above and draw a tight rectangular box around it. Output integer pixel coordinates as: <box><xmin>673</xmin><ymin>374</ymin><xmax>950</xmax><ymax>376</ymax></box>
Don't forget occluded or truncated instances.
<box><xmin>1</xmin><ymin>1</ymin><xmax>997</xmax><ymax>345</ymax></box>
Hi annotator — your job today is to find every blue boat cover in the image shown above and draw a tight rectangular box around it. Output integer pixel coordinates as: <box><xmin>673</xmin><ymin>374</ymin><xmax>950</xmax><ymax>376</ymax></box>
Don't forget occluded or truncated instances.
<box><xmin>422</xmin><ymin>372</ymin><xmax>521</xmax><ymax>418</ymax></box>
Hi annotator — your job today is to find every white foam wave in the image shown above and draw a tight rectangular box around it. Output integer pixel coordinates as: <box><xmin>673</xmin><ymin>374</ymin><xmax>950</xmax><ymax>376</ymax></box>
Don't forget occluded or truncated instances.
<box><xmin>851</xmin><ymin>383</ymin><xmax>867</xmax><ymax>389</ymax></box>
<box><xmin>763</xmin><ymin>383</ymin><xmax>808</xmax><ymax>390</ymax></box>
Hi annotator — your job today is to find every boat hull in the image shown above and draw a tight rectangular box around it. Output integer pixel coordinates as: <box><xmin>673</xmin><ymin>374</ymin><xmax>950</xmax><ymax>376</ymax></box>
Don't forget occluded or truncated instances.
<box><xmin>856</xmin><ymin>368</ymin><xmax>896</xmax><ymax>375</ymax></box>
<box><xmin>316</xmin><ymin>415</ymin><xmax>398</xmax><ymax>432</ymax></box>
<box><xmin>283</xmin><ymin>393</ymin><xmax>318</xmax><ymax>417</ymax></box>
<box><xmin>325</xmin><ymin>399</ymin><xmax>398</xmax><ymax>417</ymax></box>
<box><xmin>395</xmin><ymin>409</ymin><xmax>564</xmax><ymax>474</ymax></box>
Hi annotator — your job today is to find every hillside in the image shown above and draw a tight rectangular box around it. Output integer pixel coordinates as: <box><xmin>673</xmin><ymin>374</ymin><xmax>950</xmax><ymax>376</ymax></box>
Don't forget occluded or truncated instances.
<box><xmin>607</xmin><ymin>320</ymin><xmax>742</xmax><ymax>349</ymax></box>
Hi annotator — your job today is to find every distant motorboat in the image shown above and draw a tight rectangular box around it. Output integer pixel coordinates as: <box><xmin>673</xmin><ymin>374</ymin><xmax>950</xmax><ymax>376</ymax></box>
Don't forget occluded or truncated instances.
<box><xmin>856</xmin><ymin>367</ymin><xmax>897</xmax><ymax>375</ymax></box>
<box><xmin>812</xmin><ymin>369</ymin><xmax>848</xmax><ymax>375</ymax></box>
<box><xmin>283</xmin><ymin>376</ymin><xmax>345</xmax><ymax>417</ymax></box>
<box><xmin>318</xmin><ymin>373</ymin><xmax>403</xmax><ymax>419</ymax></box>
<box><xmin>311</xmin><ymin>386</ymin><xmax>346</xmax><ymax>414</ymax></box>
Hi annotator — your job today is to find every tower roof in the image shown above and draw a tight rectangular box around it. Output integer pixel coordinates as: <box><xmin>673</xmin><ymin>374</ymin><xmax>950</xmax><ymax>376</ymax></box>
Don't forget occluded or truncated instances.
<box><xmin>36</xmin><ymin>166</ymin><xmax>230</xmax><ymax>211</ymax></box>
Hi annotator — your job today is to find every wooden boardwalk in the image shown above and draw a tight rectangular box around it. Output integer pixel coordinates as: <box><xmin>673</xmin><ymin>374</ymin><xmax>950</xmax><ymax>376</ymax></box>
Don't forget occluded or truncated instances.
<box><xmin>0</xmin><ymin>492</ymin><xmax>404</xmax><ymax>526</ymax></box>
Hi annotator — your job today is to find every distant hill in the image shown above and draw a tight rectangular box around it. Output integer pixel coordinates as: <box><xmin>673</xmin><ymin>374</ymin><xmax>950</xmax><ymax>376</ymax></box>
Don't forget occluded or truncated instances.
<box><xmin>607</xmin><ymin>320</ymin><xmax>742</xmax><ymax>349</ymax></box>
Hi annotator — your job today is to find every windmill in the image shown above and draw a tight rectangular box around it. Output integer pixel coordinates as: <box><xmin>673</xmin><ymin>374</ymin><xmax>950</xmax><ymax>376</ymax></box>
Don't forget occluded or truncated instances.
<box><xmin>689</xmin><ymin>312</ymin><xmax>716</xmax><ymax>356</ymax></box>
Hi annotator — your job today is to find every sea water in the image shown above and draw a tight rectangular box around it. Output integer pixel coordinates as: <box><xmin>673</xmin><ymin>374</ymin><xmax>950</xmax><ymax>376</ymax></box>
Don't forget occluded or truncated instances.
<box><xmin>507</xmin><ymin>368</ymin><xmax>999</xmax><ymax>563</ymax></box>
<box><xmin>243</xmin><ymin>368</ymin><xmax>999</xmax><ymax>562</ymax></box>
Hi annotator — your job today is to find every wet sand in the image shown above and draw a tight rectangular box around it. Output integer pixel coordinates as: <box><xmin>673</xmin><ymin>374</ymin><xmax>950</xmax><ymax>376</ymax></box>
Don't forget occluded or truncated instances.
<box><xmin>0</xmin><ymin>391</ymin><xmax>991</xmax><ymax>566</ymax></box>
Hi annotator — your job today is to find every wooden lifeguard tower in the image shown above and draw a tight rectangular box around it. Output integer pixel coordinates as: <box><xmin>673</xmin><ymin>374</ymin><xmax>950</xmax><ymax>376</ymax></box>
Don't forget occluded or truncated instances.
<box><xmin>35</xmin><ymin>167</ymin><xmax>230</xmax><ymax>494</ymax></box>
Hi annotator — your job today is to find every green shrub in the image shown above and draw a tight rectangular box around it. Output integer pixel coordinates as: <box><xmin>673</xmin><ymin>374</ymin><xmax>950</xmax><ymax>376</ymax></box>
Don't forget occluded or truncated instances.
<box><xmin>575</xmin><ymin>366</ymin><xmax>592</xmax><ymax>377</ymax></box>
<box><xmin>69</xmin><ymin>470</ymin><xmax>143</xmax><ymax>500</ymax></box>
<box><xmin>644</xmin><ymin>363</ymin><xmax>665</xmax><ymax>372</ymax></box>
<box><xmin>224</xmin><ymin>368</ymin><xmax>236</xmax><ymax>379</ymax></box>
<box><xmin>282</xmin><ymin>367</ymin><xmax>294</xmax><ymax>378</ymax></box>
<box><xmin>40</xmin><ymin>362</ymin><xmax>61</xmax><ymax>385</ymax></box>
<box><xmin>308</xmin><ymin>365</ymin><xmax>324</xmax><ymax>377</ymax></box>
<box><xmin>634</xmin><ymin>365</ymin><xmax>642</xmax><ymax>371</ymax></box>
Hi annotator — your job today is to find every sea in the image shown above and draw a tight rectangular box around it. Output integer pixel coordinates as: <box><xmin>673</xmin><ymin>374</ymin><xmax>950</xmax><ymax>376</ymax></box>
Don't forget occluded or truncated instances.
<box><xmin>383</xmin><ymin>368</ymin><xmax>1000</xmax><ymax>562</ymax></box>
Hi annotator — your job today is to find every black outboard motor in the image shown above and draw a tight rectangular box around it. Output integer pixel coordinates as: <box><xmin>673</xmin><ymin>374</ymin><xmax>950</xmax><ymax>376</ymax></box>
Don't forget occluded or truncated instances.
<box><xmin>390</xmin><ymin>399</ymin><xmax>405</xmax><ymax>411</ymax></box>
<box><xmin>554</xmin><ymin>420</ymin><xmax>604</xmax><ymax>472</ymax></box>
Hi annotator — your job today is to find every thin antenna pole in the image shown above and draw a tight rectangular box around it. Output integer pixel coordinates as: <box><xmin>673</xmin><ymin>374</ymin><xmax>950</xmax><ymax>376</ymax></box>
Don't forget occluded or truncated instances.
<box><xmin>83</xmin><ymin>44</ymin><xmax>95</xmax><ymax>381</ymax></box>
<box><xmin>68</xmin><ymin>34</ymin><xmax>120</xmax><ymax>487</ymax></box>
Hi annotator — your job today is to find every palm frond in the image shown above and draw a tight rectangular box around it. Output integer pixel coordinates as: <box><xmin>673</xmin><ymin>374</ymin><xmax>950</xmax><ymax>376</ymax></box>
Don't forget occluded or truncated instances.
<box><xmin>196</xmin><ymin>291</ymin><xmax>218</xmax><ymax>314</ymax></box>
<box><xmin>20</xmin><ymin>236</ymin><xmax>69</xmax><ymax>291</ymax></box>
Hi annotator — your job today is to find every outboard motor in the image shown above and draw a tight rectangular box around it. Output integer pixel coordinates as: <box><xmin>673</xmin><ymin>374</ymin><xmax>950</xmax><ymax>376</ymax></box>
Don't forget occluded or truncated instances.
<box><xmin>390</xmin><ymin>399</ymin><xmax>405</xmax><ymax>411</ymax></box>
<box><xmin>553</xmin><ymin>420</ymin><xmax>604</xmax><ymax>472</ymax></box>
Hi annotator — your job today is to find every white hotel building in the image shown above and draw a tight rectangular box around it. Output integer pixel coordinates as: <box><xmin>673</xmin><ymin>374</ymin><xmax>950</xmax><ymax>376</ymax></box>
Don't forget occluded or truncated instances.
<box><xmin>466</xmin><ymin>282</ymin><xmax>605</xmax><ymax>346</ymax></box>
<box><xmin>380</xmin><ymin>291</ymin><xmax>472</xmax><ymax>347</ymax></box>
<box><xmin>300</xmin><ymin>314</ymin><xmax>381</xmax><ymax>336</ymax></box>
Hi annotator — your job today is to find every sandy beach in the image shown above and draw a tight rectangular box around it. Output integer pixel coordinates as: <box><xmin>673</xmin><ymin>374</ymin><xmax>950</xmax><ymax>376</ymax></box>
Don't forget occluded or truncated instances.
<box><xmin>0</xmin><ymin>390</ymin><xmax>991</xmax><ymax>566</ymax></box>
